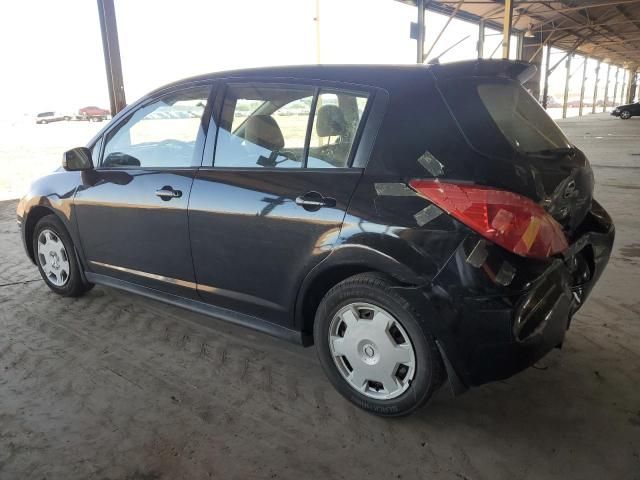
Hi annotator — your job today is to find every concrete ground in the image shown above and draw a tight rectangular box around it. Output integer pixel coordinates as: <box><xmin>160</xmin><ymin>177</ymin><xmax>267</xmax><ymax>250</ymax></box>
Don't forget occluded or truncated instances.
<box><xmin>0</xmin><ymin>113</ymin><xmax>638</xmax><ymax>480</ymax></box>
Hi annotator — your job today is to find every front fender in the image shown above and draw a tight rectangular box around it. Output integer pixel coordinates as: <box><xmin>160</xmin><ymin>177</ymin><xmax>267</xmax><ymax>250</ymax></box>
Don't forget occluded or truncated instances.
<box><xmin>18</xmin><ymin>170</ymin><xmax>83</xmax><ymax>263</ymax></box>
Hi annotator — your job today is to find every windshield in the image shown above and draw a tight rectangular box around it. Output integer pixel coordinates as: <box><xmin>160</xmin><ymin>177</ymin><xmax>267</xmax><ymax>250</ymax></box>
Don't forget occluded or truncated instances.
<box><xmin>439</xmin><ymin>77</ymin><xmax>571</xmax><ymax>159</ymax></box>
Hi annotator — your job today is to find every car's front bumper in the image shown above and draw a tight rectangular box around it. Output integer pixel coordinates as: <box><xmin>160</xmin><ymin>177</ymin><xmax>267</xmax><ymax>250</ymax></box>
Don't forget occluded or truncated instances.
<box><xmin>610</xmin><ymin>110</ymin><xmax>620</xmax><ymax>116</ymax></box>
<box><xmin>408</xmin><ymin>200</ymin><xmax>614</xmax><ymax>389</ymax></box>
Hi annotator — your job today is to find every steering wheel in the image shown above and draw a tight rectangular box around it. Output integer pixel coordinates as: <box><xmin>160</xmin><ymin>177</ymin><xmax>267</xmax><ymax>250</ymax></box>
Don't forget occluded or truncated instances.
<box><xmin>277</xmin><ymin>150</ymin><xmax>300</xmax><ymax>162</ymax></box>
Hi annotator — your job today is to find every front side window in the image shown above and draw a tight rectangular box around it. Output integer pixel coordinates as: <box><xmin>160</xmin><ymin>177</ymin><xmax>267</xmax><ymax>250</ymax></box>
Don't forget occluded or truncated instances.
<box><xmin>213</xmin><ymin>84</ymin><xmax>369</xmax><ymax>169</ymax></box>
<box><xmin>101</xmin><ymin>85</ymin><xmax>210</xmax><ymax>168</ymax></box>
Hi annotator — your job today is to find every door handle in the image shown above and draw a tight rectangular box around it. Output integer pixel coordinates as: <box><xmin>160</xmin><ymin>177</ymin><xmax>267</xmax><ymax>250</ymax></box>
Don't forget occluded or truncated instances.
<box><xmin>155</xmin><ymin>186</ymin><xmax>182</xmax><ymax>201</ymax></box>
<box><xmin>295</xmin><ymin>191</ymin><xmax>336</xmax><ymax>211</ymax></box>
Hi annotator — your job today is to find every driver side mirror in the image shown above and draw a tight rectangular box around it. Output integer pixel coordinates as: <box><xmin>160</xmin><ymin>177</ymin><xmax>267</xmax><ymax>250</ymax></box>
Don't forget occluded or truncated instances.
<box><xmin>62</xmin><ymin>147</ymin><xmax>93</xmax><ymax>171</ymax></box>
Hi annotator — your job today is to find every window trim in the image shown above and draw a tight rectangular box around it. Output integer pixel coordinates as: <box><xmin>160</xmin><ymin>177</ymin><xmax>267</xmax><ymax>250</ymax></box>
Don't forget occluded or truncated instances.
<box><xmin>204</xmin><ymin>79</ymin><xmax>374</xmax><ymax>171</ymax></box>
<box><xmin>95</xmin><ymin>82</ymin><xmax>215</xmax><ymax>171</ymax></box>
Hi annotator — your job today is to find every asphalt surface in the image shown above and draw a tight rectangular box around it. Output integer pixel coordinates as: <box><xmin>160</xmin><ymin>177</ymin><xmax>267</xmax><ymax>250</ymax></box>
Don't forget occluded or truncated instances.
<box><xmin>0</xmin><ymin>113</ymin><xmax>638</xmax><ymax>479</ymax></box>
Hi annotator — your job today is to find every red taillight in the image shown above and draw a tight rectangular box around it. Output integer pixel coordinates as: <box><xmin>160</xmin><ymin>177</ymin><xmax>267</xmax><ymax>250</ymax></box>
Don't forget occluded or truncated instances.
<box><xmin>409</xmin><ymin>180</ymin><xmax>568</xmax><ymax>259</ymax></box>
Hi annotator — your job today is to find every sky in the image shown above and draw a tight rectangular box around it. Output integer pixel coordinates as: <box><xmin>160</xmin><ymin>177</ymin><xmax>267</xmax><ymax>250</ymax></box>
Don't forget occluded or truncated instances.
<box><xmin>0</xmin><ymin>0</ymin><xmax>634</xmax><ymax>119</ymax></box>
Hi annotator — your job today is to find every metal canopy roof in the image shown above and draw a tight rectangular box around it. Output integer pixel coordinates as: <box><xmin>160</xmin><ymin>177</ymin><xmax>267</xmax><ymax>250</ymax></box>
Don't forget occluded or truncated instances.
<box><xmin>399</xmin><ymin>0</ymin><xmax>640</xmax><ymax>67</ymax></box>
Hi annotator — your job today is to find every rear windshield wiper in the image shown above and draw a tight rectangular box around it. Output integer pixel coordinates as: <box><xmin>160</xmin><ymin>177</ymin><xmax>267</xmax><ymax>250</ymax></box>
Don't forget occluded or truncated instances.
<box><xmin>526</xmin><ymin>147</ymin><xmax>576</xmax><ymax>158</ymax></box>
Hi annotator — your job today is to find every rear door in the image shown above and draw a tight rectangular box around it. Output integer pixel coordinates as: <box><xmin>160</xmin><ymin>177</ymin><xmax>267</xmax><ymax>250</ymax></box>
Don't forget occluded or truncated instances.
<box><xmin>75</xmin><ymin>83</ymin><xmax>213</xmax><ymax>298</ymax></box>
<box><xmin>189</xmin><ymin>81</ymin><xmax>372</xmax><ymax>326</ymax></box>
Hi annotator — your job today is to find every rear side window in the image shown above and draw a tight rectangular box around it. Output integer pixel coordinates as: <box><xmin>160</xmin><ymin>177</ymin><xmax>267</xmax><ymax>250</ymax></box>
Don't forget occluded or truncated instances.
<box><xmin>308</xmin><ymin>92</ymin><xmax>368</xmax><ymax>168</ymax></box>
<box><xmin>215</xmin><ymin>85</ymin><xmax>315</xmax><ymax>169</ymax></box>
<box><xmin>213</xmin><ymin>84</ymin><xmax>368</xmax><ymax>169</ymax></box>
<box><xmin>439</xmin><ymin>78</ymin><xmax>570</xmax><ymax>159</ymax></box>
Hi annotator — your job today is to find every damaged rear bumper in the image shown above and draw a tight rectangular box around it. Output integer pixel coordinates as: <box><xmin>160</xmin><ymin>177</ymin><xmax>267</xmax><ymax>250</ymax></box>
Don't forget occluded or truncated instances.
<box><xmin>424</xmin><ymin>200</ymin><xmax>614</xmax><ymax>389</ymax></box>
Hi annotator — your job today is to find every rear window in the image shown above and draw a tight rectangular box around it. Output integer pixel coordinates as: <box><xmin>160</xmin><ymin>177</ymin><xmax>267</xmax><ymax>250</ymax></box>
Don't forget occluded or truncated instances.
<box><xmin>439</xmin><ymin>78</ymin><xmax>570</xmax><ymax>158</ymax></box>
<box><xmin>477</xmin><ymin>82</ymin><xmax>570</xmax><ymax>153</ymax></box>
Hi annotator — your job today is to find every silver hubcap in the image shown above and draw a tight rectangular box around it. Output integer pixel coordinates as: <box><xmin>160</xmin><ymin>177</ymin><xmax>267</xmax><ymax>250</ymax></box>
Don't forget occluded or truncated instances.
<box><xmin>328</xmin><ymin>302</ymin><xmax>416</xmax><ymax>400</ymax></box>
<box><xmin>37</xmin><ymin>229</ymin><xmax>70</xmax><ymax>287</ymax></box>
<box><xmin>621</xmin><ymin>111</ymin><xmax>631</xmax><ymax>119</ymax></box>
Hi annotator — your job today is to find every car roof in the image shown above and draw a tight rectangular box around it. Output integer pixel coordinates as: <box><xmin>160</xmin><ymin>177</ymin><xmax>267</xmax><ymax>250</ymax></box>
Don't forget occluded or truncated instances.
<box><xmin>150</xmin><ymin>59</ymin><xmax>533</xmax><ymax>96</ymax></box>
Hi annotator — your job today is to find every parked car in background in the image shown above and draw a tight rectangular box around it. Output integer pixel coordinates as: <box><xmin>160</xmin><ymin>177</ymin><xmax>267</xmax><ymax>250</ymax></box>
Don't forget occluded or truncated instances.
<box><xmin>35</xmin><ymin>111</ymin><xmax>70</xmax><ymax>124</ymax></box>
<box><xmin>17</xmin><ymin>60</ymin><xmax>614</xmax><ymax>416</ymax></box>
<box><xmin>566</xmin><ymin>100</ymin><xmax>592</xmax><ymax>108</ymax></box>
<box><xmin>79</xmin><ymin>106</ymin><xmax>110</xmax><ymax>122</ymax></box>
<box><xmin>611</xmin><ymin>101</ymin><xmax>640</xmax><ymax>119</ymax></box>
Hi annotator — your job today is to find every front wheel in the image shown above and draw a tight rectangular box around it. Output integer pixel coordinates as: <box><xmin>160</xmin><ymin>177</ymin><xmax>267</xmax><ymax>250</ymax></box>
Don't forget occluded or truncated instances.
<box><xmin>620</xmin><ymin>110</ymin><xmax>631</xmax><ymax>119</ymax></box>
<box><xmin>314</xmin><ymin>273</ymin><xmax>443</xmax><ymax>416</ymax></box>
<box><xmin>33</xmin><ymin>214</ymin><xmax>93</xmax><ymax>297</ymax></box>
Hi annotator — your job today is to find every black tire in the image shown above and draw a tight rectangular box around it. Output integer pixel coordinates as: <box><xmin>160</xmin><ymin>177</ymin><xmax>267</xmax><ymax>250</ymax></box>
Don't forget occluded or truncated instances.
<box><xmin>620</xmin><ymin>110</ymin><xmax>631</xmax><ymax>120</ymax></box>
<box><xmin>314</xmin><ymin>273</ymin><xmax>444</xmax><ymax>417</ymax></box>
<box><xmin>32</xmin><ymin>214</ymin><xmax>93</xmax><ymax>297</ymax></box>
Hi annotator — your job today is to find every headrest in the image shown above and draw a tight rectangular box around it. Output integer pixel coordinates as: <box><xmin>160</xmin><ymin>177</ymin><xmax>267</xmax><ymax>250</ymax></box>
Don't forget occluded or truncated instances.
<box><xmin>316</xmin><ymin>105</ymin><xmax>346</xmax><ymax>137</ymax></box>
<box><xmin>244</xmin><ymin>115</ymin><xmax>284</xmax><ymax>151</ymax></box>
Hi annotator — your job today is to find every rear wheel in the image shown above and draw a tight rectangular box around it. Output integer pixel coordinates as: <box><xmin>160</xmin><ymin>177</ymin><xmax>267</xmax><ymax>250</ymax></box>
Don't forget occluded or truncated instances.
<box><xmin>620</xmin><ymin>110</ymin><xmax>631</xmax><ymax>119</ymax></box>
<box><xmin>314</xmin><ymin>273</ymin><xmax>443</xmax><ymax>416</ymax></box>
<box><xmin>33</xmin><ymin>215</ymin><xmax>93</xmax><ymax>297</ymax></box>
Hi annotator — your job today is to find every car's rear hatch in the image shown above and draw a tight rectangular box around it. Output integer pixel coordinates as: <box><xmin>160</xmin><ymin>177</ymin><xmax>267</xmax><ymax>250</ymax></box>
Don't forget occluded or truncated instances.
<box><xmin>430</xmin><ymin>60</ymin><xmax>594</xmax><ymax>237</ymax></box>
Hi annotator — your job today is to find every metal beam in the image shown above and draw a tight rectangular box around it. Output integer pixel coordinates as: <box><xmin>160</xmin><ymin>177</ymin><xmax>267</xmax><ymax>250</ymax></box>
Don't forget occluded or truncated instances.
<box><xmin>603</xmin><ymin>63</ymin><xmax>611</xmax><ymax>112</ymax></box>
<box><xmin>478</xmin><ymin>19</ymin><xmax>485</xmax><ymax>58</ymax></box>
<box><xmin>543</xmin><ymin>44</ymin><xmax>552</xmax><ymax>109</ymax></box>
<box><xmin>502</xmin><ymin>0</ymin><xmax>514</xmax><ymax>59</ymax></box>
<box><xmin>579</xmin><ymin>57</ymin><xmax>588</xmax><ymax>116</ymax></box>
<box><xmin>619</xmin><ymin>70</ymin><xmax>627</xmax><ymax>104</ymax></box>
<box><xmin>612</xmin><ymin>67</ymin><xmax>620</xmax><ymax>107</ymax></box>
<box><xmin>97</xmin><ymin>0</ymin><xmax>126</xmax><ymax>116</ymax></box>
<box><xmin>423</xmin><ymin>0</ymin><xmax>463</xmax><ymax>61</ymax></box>
<box><xmin>315</xmin><ymin>0</ymin><xmax>321</xmax><ymax>63</ymax></box>
<box><xmin>629</xmin><ymin>68</ymin><xmax>639</xmax><ymax>102</ymax></box>
<box><xmin>416</xmin><ymin>0</ymin><xmax>425</xmax><ymax>63</ymax></box>
<box><xmin>592</xmin><ymin>60</ymin><xmax>601</xmax><ymax>114</ymax></box>
<box><xmin>485</xmin><ymin>0</ymin><xmax>640</xmax><ymax>18</ymax></box>
<box><xmin>562</xmin><ymin>53</ymin><xmax>572</xmax><ymax>119</ymax></box>
<box><xmin>532</xmin><ymin>20</ymin><xmax>640</xmax><ymax>34</ymax></box>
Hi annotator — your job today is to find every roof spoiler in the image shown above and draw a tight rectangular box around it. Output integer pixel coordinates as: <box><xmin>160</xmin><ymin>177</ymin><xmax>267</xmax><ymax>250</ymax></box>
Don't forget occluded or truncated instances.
<box><xmin>429</xmin><ymin>59</ymin><xmax>537</xmax><ymax>84</ymax></box>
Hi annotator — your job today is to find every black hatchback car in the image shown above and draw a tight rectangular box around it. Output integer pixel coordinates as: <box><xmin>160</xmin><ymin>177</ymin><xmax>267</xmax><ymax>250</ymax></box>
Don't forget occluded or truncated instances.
<box><xmin>611</xmin><ymin>101</ymin><xmax>640</xmax><ymax>119</ymax></box>
<box><xmin>17</xmin><ymin>60</ymin><xmax>614</xmax><ymax>416</ymax></box>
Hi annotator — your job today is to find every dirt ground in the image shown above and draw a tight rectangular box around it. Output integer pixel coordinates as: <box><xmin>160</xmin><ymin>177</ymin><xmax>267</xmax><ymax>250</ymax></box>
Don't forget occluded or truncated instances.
<box><xmin>0</xmin><ymin>113</ymin><xmax>639</xmax><ymax>480</ymax></box>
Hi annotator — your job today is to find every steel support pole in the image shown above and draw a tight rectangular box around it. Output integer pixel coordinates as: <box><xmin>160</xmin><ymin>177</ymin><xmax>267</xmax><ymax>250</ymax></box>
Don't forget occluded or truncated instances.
<box><xmin>542</xmin><ymin>45</ymin><xmax>551</xmax><ymax>109</ymax></box>
<box><xmin>562</xmin><ymin>54</ymin><xmax>572</xmax><ymax>119</ymax></box>
<box><xmin>579</xmin><ymin>57</ymin><xmax>588</xmax><ymax>116</ymax></box>
<box><xmin>517</xmin><ymin>32</ymin><xmax>524</xmax><ymax>60</ymax></box>
<box><xmin>502</xmin><ymin>0</ymin><xmax>514</xmax><ymax>59</ymax></box>
<box><xmin>612</xmin><ymin>68</ymin><xmax>619</xmax><ymax>109</ymax></box>
<box><xmin>619</xmin><ymin>70</ymin><xmax>627</xmax><ymax>105</ymax></box>
<box><xmin>603</xmin><ymin>64</ymin><xmax>611</xmax><ymax>112</ymax></box>
<box><xmin>97</xmin><ymin>0</ymin><xmax>126</xmax><ymax>116</ymax></box>
<box><xmin>592</xmin><ymin>60</ymin><xmax>601</xmax><ymax>114</ymax></box>
<box><xmin>417</xmin><ymin>0</ymin><xmax>425</xmax><ymax>64</ymax></box>
<box><xmin>478</xmin><ymin>19</ymin><xmax>485</xmax><ymax>58</ymax></box>
<box><xmin>315</xmin><ymin>0</ymin><xmax>321</xmax><ymax>63</ymax></box>
<box><xmin>629</xmin><ymin>68</ymin><xmax>639</xmax><ymax>103</ymax></box>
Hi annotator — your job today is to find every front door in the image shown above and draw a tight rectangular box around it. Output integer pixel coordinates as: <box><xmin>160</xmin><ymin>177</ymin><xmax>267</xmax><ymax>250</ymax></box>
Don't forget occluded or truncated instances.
<box><xmin>189</xmin><ymin>82</ymin><xmax>370</xmax><ymax>325</ymax></box>
<box><xmin>75</xmin><ymin>84</ymin><xmax>212</xmax><ymax>298</ymax></box>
